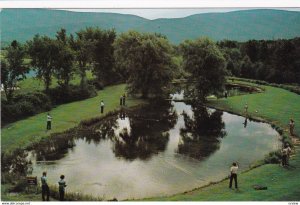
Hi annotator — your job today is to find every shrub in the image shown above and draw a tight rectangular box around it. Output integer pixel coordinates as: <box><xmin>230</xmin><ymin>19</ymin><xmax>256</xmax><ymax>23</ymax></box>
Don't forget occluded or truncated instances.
<box><xmin>8</xmin><ymin>178</ymin><xmax>28</xmax><ymax>192</ymax></box>
<box><xmin>88</xmin><ymin>79</ymin><xmax>104</xmax><ymax>90</ymax></box>
<box><xmin>47</xmin><ymin>84</ymin><xmax>97</xmax><ymax>105</ymax></box>
<box><xmin>264</xmin><ymin>151</ymin><xmax>281</xmax><ymax>164</ymax></box>
<box><xmin>1</xmin><ymin>92</ymin><xmax>52</xmax><ymax>124</ymax></box>
<box><xmin>79</xmin><ymin>110</ymin><xmax>119</xmax><ymax>127</ymax></box>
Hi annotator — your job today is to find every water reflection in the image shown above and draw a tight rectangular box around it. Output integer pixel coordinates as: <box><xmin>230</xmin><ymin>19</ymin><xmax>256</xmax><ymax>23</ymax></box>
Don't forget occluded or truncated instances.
<box><xmin>32</xmin><ymin>132</ymin><xmax>76</xmax><ymax>161</ymax></box>
<box><xmin>111</xmin><ymin>101</ymin><xmax>177</xmax><ymax>160</ymax></box>
<box><xmin>28</xmin><ymin>93</ymin><xmax>280</xmax><ymax>200</ymax></box>
<box><xmin>79</xmin><ymin>115</ymin><xmax>119</xmax><ymax>144</ymax></box>
<box><xmin>243</xmin><ymin>118</ymin><xmax>248</xmax><ymax>128</ymax></box>
<box><xmin>178</xmin><ymin>105</ymin><xmax>226</xmax><ymax>159</ymax></box>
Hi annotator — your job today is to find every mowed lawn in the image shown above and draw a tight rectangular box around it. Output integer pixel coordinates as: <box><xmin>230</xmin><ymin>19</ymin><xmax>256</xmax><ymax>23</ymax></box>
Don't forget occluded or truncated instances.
<box><xmin>149</xmin><ymin>83</ymin><xmax>300</xmax><ymax>201</ymax></box>
<box><xmin>1</xmin><ymin>84</ymin><xmax>144</xmax><ymax>154</ymax></box>
<box><xmin>210</xmin><ymin>82</ymin><xmax>300</xmax><ymax>135</ymax></box>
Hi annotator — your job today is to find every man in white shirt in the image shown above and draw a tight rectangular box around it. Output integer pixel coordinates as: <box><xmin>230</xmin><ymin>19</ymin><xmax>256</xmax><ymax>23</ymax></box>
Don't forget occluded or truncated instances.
<box><xmin>229</xmin><ymin>162</ymin><xmax>239</xmax><ymax>189</ymax></box>
<box><xmin>244</xmin><ymin>103</ymin><xmax>248</xmax><ymax>114</ymax></box>
<box><xmin>282</xmin><ymin>143</ymin><xmax>292</xmax><ymax>167</ymax></box>
<box><xmin>46</xmin><ymin>113</ymin><xmax>52</xmax><ymax>130</ymax></box>
<box><xmin>100</xmin><ymin>100</ymin><xmax>105</xmax><ymax>114</ymax></box>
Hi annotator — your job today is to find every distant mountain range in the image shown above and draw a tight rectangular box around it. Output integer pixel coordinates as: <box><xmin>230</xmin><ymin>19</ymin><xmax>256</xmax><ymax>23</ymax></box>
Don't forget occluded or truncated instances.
<box><xmin>1</xmin><ymin>9</ymin><xmax>300</xmax><ymax>44</ymax></box>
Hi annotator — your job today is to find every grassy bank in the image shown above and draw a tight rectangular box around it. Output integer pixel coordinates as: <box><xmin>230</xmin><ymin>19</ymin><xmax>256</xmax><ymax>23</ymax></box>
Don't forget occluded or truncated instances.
<box><xmin>148</xmin><ymin>82</ymin><xmax>300</xmax><ymax>201</ymax></box>
<box><xmin>1</xmin><ymin>84</ymin><xmax>144</xmax><ymax>154</ymax></box>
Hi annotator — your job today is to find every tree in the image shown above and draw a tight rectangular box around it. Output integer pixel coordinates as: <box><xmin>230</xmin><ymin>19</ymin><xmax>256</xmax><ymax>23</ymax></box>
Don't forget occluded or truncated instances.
<box><xmin>240</xmin><ymin>55</ymin><xmax>255</xmax><ymax>79</ymax></box>
<box><xmin>180</xmin><ymin>38</ymin><xmax>226</xmax><ymax>101</ymax></box>
<box><xmin>54</xmin><ymin>29</ymin><xmax>75</xmax><ymax>89</ymax></box>
<box><xmin>69</xmin><ymin>30</ymin><xmax>93</xmax><ymax>88</ymax></box>
<box><xmin>27</xmin><ymin>35</ymin><xmax>58</xmax><ymax>92</ymax></box>
<box><xmin>242</xmin><ymin>40</ymin><xmax>259</xmax><ymax>62</ymax></box>
<box><xmin>80</xmin><ymin>28</ymin><xmax>116</xmax><ymax>85</ymax></box>
<box><xmin>1</xmin><ymin>40</ymin><xmax>28</xmax><ymax>101</ymax></box>
<box><xmin>114</xmin><ymin>31</ymin><xmax>175</xmax><ymax>98</ymax></box>
<box><xmin>221</xmin><ymin>48</ymin><xmax>242</xmax><ymax>76</ymax></box>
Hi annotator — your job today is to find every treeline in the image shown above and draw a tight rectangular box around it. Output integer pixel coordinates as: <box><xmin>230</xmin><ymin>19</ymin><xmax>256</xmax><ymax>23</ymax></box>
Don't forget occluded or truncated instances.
<box><xmin>218</xmin><ymin>38</ymin><xmax>300</xmax><ymax>84</ymax></box>
<box><xmin>1</xmin><ymin>28</ymin><xmax>183</xmax><ymax>124</ymax></box>
<box><xmin>1</xmin><ymin>28</ymin><xmax>119</xmax><ymax>124</ymax></box>
<box><xmin>1</xmin><ymin>27</ymin><xmax>300</xmax><ymax>124</ymax></box>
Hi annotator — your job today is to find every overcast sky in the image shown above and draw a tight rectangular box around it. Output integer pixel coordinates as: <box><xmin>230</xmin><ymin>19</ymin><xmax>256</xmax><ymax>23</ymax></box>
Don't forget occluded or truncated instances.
<box><xmin>64</xmin><ymin>8</ymin><xmax>300</xmax><ymax>20</ymax></box>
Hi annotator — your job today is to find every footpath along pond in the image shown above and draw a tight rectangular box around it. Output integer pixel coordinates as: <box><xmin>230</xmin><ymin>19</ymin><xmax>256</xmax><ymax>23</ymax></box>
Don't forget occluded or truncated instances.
<box><xmin>28</xmin><ymin>92</ymin><xmax>280</xmax><ymax>200</ymax></box>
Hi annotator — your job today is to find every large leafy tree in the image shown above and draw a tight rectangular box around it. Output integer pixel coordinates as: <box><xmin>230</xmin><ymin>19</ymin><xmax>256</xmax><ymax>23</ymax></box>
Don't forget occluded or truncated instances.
<box><xmin>180</xmin><ymin>38</ymin><xmax>226</xmax><ymax>101</ymax></box>
<box><xmin>54</xmin><ymin>28</ymin><xmax>75</xmax><ymax>89</ymax></box>
<box><xmin>27</xmin><ymin>35</ymin><xmax>59</xmax><ymax>92</ymax></box>
<box><xmin>77</xmin><ymin>27</ymin><xmax>116</xmax><ymax>85</ymax></box>
<box><xmin>69</xmin><ymin>30</ymin><xmax>93</xmax><ymax>88</ymax></box>
<box><xmin>1</xmin><ymin>40</ymin><xmax>28</xmax><ymax>101</ymax></box>
<box><xmin>114</xmin><ymin>31</ymin><xmax>175</xmax><ymax>98</ymax></box>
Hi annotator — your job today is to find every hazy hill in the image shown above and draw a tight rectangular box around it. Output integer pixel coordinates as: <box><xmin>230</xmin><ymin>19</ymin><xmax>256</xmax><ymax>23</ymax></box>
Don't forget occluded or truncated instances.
<box><xmin>1</xmin><ymin>9</ymin><xmax>300</xmax><ymax>44</ymax></box>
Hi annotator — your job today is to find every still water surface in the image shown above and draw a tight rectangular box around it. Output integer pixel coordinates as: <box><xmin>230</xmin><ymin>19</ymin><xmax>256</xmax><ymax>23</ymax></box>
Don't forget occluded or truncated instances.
<box><xmin>30</xmin><ymin>93</ymin><xmax>280</xmax><ymax>200</ymax></box>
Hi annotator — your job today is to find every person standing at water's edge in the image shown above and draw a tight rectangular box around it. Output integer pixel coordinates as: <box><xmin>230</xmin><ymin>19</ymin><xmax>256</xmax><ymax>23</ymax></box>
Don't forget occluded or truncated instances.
<box><xmin>224</xmin><ymin>90</ymin><xmax>228</xmax><ymax>98</ymax></box>
<box><xmin>229</xmin><ymin>162</ymin><xmax>238</xmax><ymax>189</ymax></box>
<box><xmin>41</xmin><ymin>172</ymin><xmax>50</xmax><ymax>201</ymax></box>
<box><xmin>286</xmin><ymin>143</ymin><xmax>292</xmax><ymax>166</ymax></box>
<box><xmin>58</xmin><ymin>175</ymin><xmax>67</xmax><ymax>201</ymax></box>
<box><xmin>120</xmin><ymin>95</ymin><xmax>123</xmax><ymax>106</ymax></box>
<box><xmin>46</xmin><ymin>113</ymin><xmax>52</xmax><ymax>130</ymax></box>
<box><xmin>100</xmin><ymin>100</ymin><xmax>105</xmax><ymax>114</ymax></box>
<box><xmin>281</xmin><ymin>145</ymin><xmax>288</xmax><ymax>167</ymax></box>
<box><xmin>281</xmin><ymin>144</ymin><xmax>291</xmax><ymax>167</ymax></box>
<box><xmin>122</xmin><ymin>93</ymin><xmax>126</xmax><ymax>106</ymax></box>
<box><xmin>244</xmin><ymin>103</ymin><xmax>248</xmax><ymax>114</ymax></box>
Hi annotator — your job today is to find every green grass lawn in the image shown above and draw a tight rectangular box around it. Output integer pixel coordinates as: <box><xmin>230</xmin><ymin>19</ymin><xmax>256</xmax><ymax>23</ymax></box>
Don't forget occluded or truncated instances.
<box><xmin>149</xmin><ymin>82</ymin><xmax>300</xmax><ymax>201</ymax></box>
<box><xmin>1</xmin><ymin>84</ymin><xmax>144</xmax><ymax>154</ymax></box>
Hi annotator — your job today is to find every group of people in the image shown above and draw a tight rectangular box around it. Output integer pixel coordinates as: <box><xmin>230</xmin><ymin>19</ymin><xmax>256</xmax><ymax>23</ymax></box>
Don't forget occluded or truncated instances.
<box><xmin>229</xmin><ymin>105</ymin><xmax>296</xmax><ymax>190</ymax></box>
<box><xmin>99</xmin><ymin>94</ymin><xmax>126</xmax><ymax>114</ymax></box>
<box><xmin>281</xmin><ymin>118</ymin><xmax>295</xmax><ymax>167</ymax></box>
<box><xmin>41</xmin><ymin>172</ymin><xmax>67</xmax><ymax>201</ymax></box>
<box><xmin>120</xmin><ymin>94</ymin><xmax>126</xmax><ymax>106</ymax></box>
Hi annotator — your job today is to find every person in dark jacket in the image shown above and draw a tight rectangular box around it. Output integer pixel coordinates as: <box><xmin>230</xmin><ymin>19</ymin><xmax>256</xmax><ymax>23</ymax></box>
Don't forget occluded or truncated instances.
<box><xmin>122</xmin><ymin>94</ymin><xmax>126</xmax><ymax>106</ymax></box>
<box><xmin>46</xmin><ymin>113</ymin><xmax>52</xmax><ymax>130</ymax></box>
<box><xmin>58</xmin><ymin>175</ymin><xmax>67</xmax><ymax>201</ymax></box>
<box><xmin>41</xmin><ymin>172</ymin><xmax>50</xmax><ymax>201</ymax></box>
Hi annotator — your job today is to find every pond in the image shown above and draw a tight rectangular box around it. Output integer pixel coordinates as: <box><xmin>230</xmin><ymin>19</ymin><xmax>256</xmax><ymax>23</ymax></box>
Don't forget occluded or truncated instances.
<box><xmin>224</xmin><ymin>83</ymin><xmax>262</xmax><ymax>97</ymax></box>
<box><xmin>29</xmin><ymin>92</ymin><xmax>280</xmax><ymax>200</ymax></box>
